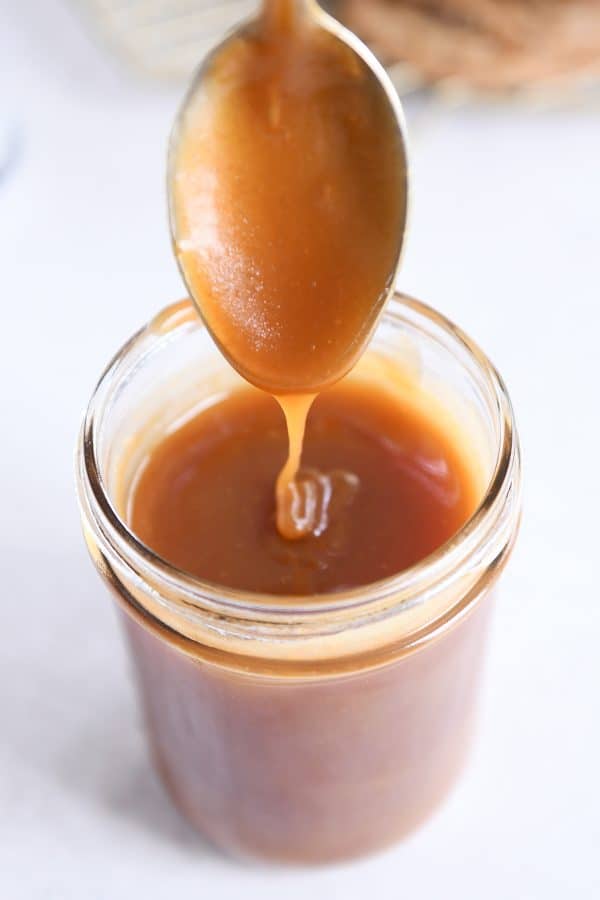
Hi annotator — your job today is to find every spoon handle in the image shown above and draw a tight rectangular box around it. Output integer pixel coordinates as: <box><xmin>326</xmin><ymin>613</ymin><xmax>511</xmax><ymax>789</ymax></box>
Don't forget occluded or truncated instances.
<box><xmin>262</xmin><ymin>0</ymin><xmax>314</xmax><ymax>29</ymax></box>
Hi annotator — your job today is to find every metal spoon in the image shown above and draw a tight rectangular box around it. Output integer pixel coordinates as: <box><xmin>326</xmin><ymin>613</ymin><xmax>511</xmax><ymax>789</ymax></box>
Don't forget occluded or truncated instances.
<box><xmin>168</xmin><ymin>0</ymin><xmax>409</xmax><ymax>394</ymax></box>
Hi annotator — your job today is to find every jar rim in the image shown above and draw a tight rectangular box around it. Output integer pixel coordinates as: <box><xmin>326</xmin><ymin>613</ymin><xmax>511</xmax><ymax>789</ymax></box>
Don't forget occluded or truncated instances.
<box><xmin>77</xmin><ymin>292</ymin><xmax>521</xmax><ymax>629</ymax></box>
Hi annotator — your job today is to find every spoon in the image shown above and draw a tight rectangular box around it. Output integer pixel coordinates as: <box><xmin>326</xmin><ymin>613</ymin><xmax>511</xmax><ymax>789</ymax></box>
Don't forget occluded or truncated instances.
<box><xmin>167</xmin><ymin>0</ymin><xmax>409</xmax><ymax>396</ymax></box>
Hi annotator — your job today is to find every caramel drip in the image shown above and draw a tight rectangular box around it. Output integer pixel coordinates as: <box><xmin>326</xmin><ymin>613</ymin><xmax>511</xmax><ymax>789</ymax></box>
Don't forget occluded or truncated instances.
<box><xmin>263</xmin><ymin>0</ymin><xmax>306</xmax><ymax>32</ymax></box>
<box><xmin>276</xmin><ymin>394</ymin><xmax>315</xmax><ymax>539</ymax></box>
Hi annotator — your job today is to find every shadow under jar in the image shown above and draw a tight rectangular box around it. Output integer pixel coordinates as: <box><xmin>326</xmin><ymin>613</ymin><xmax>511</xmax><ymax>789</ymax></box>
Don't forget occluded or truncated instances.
<box><xmin>77</xmin><ymin>293</ymin><xmax>521</xmax><ymax>864</ymax></box>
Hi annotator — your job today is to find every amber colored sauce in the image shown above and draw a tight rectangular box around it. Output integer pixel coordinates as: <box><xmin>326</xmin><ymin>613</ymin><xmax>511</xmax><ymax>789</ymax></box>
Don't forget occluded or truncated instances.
<box><xmin>84</xmin><ymin>0</ymin><xmax>496</xmax><ymax>866</ymax></box>
<box><xmin>170</xmin><ymin>0</ymin><xmax>407</xmax><ymax>539</ymax></box>
<box><xmin>130</xmin><ymin>379</ymin><xmax>478</xmax><ymax>596</ymax></box>
<box><xmin>171</xmin><ymin>3</ymin><xmax>406</xmax><ymax>394</ymax></box>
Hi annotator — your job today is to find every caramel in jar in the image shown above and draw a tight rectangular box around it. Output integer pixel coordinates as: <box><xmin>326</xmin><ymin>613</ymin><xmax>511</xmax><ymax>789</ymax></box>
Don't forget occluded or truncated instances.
<box><xmin>119</xmin><ymin>369</ymin><xmax>488</xmax><ymax>862</ymax></box>
<box><xmin>78</xmin><ymin>300</ymin><xmax>520</xmax><ymax>863</ymax></box>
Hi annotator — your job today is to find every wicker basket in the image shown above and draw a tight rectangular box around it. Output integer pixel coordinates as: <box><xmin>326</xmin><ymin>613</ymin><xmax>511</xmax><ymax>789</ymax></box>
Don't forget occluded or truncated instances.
<box><xmin>337</xmin><ymin>0</ymin><xmax>600</xmax><ymax>95</ymax></box>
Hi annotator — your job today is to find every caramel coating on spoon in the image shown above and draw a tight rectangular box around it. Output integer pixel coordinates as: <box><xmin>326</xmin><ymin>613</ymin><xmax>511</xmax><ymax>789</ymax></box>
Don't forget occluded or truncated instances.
<box><xmin>170</xmin><ymin>0</ymin><xmax>407</xmax><ymax>393</ymax></box>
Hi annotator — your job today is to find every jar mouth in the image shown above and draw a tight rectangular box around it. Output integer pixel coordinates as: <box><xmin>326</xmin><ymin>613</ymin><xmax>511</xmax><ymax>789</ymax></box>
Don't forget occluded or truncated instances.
<box><xmin>78</xmin><ymin>293</ymin><xmax>520</xmax><ymax>624</ymax></box>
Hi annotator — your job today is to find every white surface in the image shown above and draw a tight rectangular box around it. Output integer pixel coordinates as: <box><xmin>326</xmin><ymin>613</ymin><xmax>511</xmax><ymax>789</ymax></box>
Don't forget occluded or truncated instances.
<box><xmin>2</xmin><ymin>2</ymin><xmax>599</xmax><ymax>897</ymax></box>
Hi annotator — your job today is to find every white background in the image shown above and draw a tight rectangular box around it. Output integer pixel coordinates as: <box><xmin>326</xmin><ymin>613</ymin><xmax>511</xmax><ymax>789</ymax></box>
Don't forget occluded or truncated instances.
<box><xmin>2</xmin><ymin>1</ymin><xmax>599</xmax><ymax>897</ymax></box>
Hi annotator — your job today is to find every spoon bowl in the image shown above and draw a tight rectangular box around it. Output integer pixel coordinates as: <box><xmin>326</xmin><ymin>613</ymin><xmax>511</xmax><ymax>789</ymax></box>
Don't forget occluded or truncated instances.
<box><xmin>168</xmin><ymin>0</ymin><xmax>409</xmax><ymax>394</ymax></box>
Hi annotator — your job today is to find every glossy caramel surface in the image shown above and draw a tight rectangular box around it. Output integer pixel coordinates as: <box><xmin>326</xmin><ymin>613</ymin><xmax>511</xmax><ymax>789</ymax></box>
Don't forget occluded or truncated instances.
<box><xmin>170</xmin><ymin>2</ymin><xmax>407</xmax><ymax>393</ymax></box>
<box><xmin>130</xmin><ymin>380</ymin><xmax>478</xmax><ymax>595</ymax></box>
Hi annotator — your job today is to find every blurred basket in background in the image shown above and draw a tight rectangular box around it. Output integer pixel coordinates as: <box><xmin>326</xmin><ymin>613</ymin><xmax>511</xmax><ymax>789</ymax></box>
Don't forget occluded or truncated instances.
<box><xmin>340</xmin><ymin>0</ymin><xmax>600</xmax><ymax>95</ymax></box>
<box><xmin>74</xmin><ymin>0</ymin><xmax>600</xmax><ymax>97</ymax></box>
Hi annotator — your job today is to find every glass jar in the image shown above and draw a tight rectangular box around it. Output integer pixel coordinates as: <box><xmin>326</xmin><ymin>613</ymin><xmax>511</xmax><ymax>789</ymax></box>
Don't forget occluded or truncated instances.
<box><xmin>76</xmin><ymin>293</ymin><xmax>521</xmax><ymax>863</ymax></box>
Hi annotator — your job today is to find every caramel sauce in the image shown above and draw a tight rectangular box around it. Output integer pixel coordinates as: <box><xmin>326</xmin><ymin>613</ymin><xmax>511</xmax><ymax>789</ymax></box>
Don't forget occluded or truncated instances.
<box><xmin>170</xmin><ymin>0</ymin><xmax>407</xmax><ymax>539</ymax></box>
<box><xmin>80</xmin><ymin>0</ymin><xmax>503</xmax><ymax>865</ymax></box>
<box><xmin>130</xmin><ymin>379</ymin><xmax>478</xmax><ymax>595</ymax></box>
